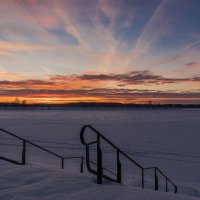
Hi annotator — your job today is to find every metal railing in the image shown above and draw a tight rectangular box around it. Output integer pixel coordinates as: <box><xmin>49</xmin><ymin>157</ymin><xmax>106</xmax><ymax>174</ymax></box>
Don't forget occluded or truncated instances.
<box><xmin>80</xmin><ymin>125</ymin><xmax>177</xmax><ymax>193</ymax></box>
<box><xmin>0</xmin><ymin>128</ymin><xmax>83</xmax><ymax>172</ymax></box>
<box><xmin>0</xmin><ymin>126</ymin><xmax>177</xmax><ymax>193</ymax></box>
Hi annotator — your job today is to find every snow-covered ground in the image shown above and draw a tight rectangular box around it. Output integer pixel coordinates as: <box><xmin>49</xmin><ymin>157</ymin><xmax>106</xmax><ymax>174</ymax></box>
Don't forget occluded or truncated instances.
<box><xmin>0</xmin><ymin>162</ymin><xmax>199</xmax><ymax>200</ymax></box>
<box><xmin>0</xmin><ymin>109</ymin><xmax>200</xmax><ymax>199</ymax></box>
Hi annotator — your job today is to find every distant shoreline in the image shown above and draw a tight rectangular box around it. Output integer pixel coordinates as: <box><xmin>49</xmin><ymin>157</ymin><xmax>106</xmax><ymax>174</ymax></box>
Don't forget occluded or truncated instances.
<box><xmin>0</xmin><ymin>102</ymin><xmax>199</xmax><ymax>110</ymax></box>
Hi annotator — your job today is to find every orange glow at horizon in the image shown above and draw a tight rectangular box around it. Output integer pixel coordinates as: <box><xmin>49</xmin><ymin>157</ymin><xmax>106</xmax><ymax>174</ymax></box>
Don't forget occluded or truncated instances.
<box><xmin>0</xmin><ymin>0</ymin><xmax>200</xmax><ymax>104</ymax></box>
<box><xmin>0</xmin><ymin>96</ymin><xmax>200</xmax><ymax>105</ymax></box>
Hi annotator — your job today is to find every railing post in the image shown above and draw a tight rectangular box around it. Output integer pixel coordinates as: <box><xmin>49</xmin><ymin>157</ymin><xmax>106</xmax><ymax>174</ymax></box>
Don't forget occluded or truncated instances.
<box><xmin>142</xmin><ymin>168</ymin><xmax>144</xmax><ymax>188</ymax></box>
<box><xmin>22</xmin><ymin>140</ymin><xmax>26</xmax><ymax>165</ymax></box>
<box><xmin>175</xmin><ymin>186</ymin><xmax>177</xmax><ymax>193</ymax></box>
<box><xmin>97</xmin><ymin>134</ymin><xmax>103</xmax><ymax>184</ymax></box>
<box><xmin>166</xmin><ymin>178</ymin><xmax>168</xmax><ymax>192</ymax></box>
<box><xmin>155</xmin><ymin>168</ymin><xmax>158</xmax><ymax>191</ymax></box>
<box><xmin>117</xmin><ymin>150</ymin><xmax>121</xmax><ymax>183</ymax></box>
<box><xmin>80</xmin><ymin>157</ymin><xmax>83</xmax><ymax>173</ymax></box>
<box><xmin>61</xmin><ymin>158</ymin><xmax>64</xmax><ymax>169</ymax></box>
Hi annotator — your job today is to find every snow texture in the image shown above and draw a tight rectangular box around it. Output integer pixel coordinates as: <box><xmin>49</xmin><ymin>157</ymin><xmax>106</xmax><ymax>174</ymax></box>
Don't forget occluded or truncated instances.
<box><xmin>0</xmin><ymin>109</ymin><xmax>200</xmax><ymax>199</ymax></box>
<box><xmin>0</xmin><ymin>162</ymin><xmax>199</xmax><ymax>200</ymax></box>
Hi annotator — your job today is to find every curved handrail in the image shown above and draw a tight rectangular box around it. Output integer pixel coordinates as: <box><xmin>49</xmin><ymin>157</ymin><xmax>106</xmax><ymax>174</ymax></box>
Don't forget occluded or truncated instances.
<box><xmin>80</xmin><ymin>124</ymin><xmax>177</xmax><ymax>193</ymax></box>
<box><xmin>83</xmin><ymin>157</ymin><xmax>117</xmax><ymax>176</ymax></box>
<box><xmin>63</xmin><ymin>156</ymin><xmax>117</xmax><ymax>176</ymax></box>
<box><xmin>80</xmin><ymin>125</ymin><xmax>143</xmax><ymax>169</ymax></box>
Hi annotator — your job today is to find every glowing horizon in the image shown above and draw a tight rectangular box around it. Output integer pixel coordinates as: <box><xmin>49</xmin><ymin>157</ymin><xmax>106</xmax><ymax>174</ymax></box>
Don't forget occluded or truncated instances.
<box><xmin>0</xmin><ymin>0</ymin><xmax>200</xmax><ymax>104</ymax></box>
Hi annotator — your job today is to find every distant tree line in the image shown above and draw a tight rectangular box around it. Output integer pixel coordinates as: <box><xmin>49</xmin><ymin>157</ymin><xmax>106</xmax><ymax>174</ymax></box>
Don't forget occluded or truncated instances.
<box><xmin>0</xmin><ymin>102</ymin><xmax>199</xmax><ymax>109</ymax></box>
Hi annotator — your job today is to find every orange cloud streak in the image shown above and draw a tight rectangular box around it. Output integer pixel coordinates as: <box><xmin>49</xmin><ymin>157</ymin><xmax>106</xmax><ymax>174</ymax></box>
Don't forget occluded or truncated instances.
<box><xmin>0</xmin><ymin>70</ymin><xmax>199</xmax><ymax>104</ymax></box>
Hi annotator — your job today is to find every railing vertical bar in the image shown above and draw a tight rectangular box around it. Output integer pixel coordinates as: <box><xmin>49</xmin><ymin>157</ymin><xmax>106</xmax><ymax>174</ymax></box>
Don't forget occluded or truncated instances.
<box><xmin>80</xmin><ymin>156</ymin><xmax>83</xmax><ymax>173</ymax></box>
<box><xmin>175</xmin><ymin>186</ymin><xmax>177</xmax><ymax>193</ymax></box>
<box><xmin>61</xmin><ymin>158</ymin><xmax>64</xmax><ymax>169</ymax></box>
<box><xmin>166</xmin><ymin>178</ymin><xmax>168</xmax><ymax>192</ymax></box>
<box><xmin>22</xmin><ymin>140</ymin><xmax>26</xmax><ymax>165</ymax></box>
<box><xmin>142</xmin><ymin>168</ymin><xmax>144</xmax><ymax>188</ymax></box>
<box><xmin>117</xmin><ymin>150</ymin><xmax>122</xmax><ymax>183</ymax></box>
<box><xmin>97</xmin><ymin>134</ymin><xmax>103</xmax><ymax>184</ymax></box>
<box><xmin>155</xmin><ymin>168</ymin><xmax>158</xmax><ymax>191</ymax></box>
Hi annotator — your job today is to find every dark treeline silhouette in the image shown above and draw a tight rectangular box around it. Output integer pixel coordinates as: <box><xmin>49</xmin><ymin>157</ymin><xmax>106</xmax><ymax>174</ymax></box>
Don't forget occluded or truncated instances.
<box><xmin>0</xmin><ymin>102</ymin><xmax>200</xmax><ymax>109</ymax></box>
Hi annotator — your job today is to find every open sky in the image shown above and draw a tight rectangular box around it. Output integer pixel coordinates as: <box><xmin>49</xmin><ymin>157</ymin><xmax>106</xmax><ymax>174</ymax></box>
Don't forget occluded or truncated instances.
<box><xmin>0</xmin><ymin>0</ymin><xmax>200</xmax><ymax>104</ymax></box>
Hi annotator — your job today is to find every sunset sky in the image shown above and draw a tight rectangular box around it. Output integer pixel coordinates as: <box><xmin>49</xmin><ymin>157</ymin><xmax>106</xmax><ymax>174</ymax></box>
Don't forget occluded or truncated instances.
<box><xmin>0</xmin><ymin>0</ymin><xmax>200</xmax><ymax>104</ymax></box>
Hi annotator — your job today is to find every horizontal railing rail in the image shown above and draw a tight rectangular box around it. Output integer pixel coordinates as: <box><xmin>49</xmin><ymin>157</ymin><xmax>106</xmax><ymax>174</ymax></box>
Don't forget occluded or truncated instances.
<box><xmin>0</xmin><ymin>155</ymin><xmax>21</xmax><ymax>165</ymax></box>
<box><xmin>0</xmin><ymin>128</ymin><xmax>64</xmax><ymax>167</ymax></box>
<box><xmin>80</xmin><ymin>125</ymin><xmax>177</xmax><ymax>193</ymax></box>
<box><xmin>0</xmin><ymin>128</ymin><xmax>82</xmax><ymax>171</ymax></box>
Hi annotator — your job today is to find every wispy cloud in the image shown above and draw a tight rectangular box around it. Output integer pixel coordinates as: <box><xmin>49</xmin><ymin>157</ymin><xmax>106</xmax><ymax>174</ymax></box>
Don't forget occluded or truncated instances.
<box><xmin>122</xmin><ymin>0</ymin><xmax>170</xmax><ymax>68</ymax></box>
<box><xmin>175</xmin><ymin>62</ymin><xmax>200</xmax><ymax>74</ymax></box>
<box><xmin>0</xmin><ymin>0</ymin><xmax>200</xmax><ymax>103</ymax></box>
<box><xmin>0</xmin><ymin>41</ymin><xmax>50</xmax><ymax>52</ymax></box>
<box><xmin>148</xmin><ymin>38</ymin><xmax>200</xmax><ymax>72</ymax></box>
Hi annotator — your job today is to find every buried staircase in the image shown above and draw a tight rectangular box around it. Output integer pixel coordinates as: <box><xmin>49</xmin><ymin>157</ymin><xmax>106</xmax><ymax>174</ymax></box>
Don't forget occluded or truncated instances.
<box><xmin>0</xmin><ymin>125</ymin><xmax>177</xmax><ymax>194</ymax></box>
